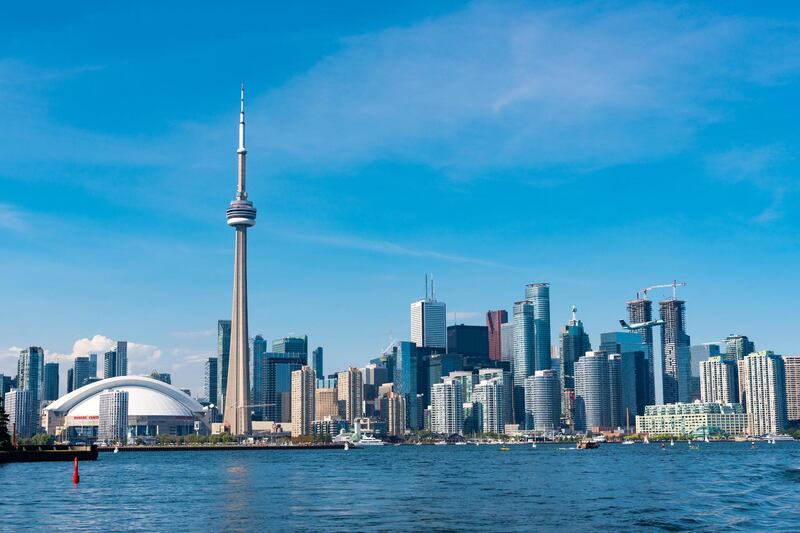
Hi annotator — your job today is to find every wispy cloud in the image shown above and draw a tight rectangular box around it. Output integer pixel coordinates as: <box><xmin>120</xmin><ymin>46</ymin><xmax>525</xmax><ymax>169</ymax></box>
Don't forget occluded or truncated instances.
<box><xmin>170</xmin><ymin>329</ymin><xmax>215</xmax><ymax>339</ymax></box>
<box><xmin>0</xmin><ymin>203</ymin><xmax>27</xmax><ymax>232</ymax></box>
<box><xmin>707</xmin><ymin>145</ymin><xmax>796</xmax><ymax>222</ymax></box>
<box><xmin>272</xmin><ymin>228</ymin><xmax>518</xmax><ymax>269</ymax></box>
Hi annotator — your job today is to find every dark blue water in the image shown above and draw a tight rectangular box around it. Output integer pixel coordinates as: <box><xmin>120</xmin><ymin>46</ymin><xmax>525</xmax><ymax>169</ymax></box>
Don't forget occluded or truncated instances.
<box><xmin>2</xmin><ymin>442</ymin><xmax>800</xmax><ymax>531</ymax></box>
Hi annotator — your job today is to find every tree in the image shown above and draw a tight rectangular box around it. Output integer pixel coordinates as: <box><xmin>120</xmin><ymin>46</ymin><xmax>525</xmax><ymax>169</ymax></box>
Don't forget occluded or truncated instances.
<box><xmin>0</xmin><ymin>402</ymin><xmax>10</xmax><ymax>450</ymax></box>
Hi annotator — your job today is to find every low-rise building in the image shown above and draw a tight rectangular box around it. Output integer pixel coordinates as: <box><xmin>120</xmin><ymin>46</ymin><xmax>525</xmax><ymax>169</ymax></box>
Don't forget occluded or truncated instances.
<box><xmin>635</xmin><ymin>401</ymin><xmax>746</xmax><ymax>437</ymax></box>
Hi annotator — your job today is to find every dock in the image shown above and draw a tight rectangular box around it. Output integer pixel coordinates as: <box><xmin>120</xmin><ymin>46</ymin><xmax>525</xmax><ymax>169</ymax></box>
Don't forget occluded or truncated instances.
<box><xmin>0</xmin><ymin>445</ymin><xmax>99</xmax><ymax>464</ymax></box>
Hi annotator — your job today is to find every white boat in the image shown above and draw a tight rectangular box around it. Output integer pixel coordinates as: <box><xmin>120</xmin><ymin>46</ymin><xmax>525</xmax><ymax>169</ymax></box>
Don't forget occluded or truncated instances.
<box><xmin>113</xmin><ymin>445</ymin><xmax>119</xmax><ymax>454</ymax></box>
<box><xmin>670</xmin><ymin>439</ymin><xmax>674</xmax><ymax>447</ymax></box>
<box><xmin>704</xmin><ymin>436</ymin><xmax>710</xmax><ymax>443</ymax></box>
<box><xmin>643</xmin><ymin>435</ymin><xmax>650</xmax><ymax>444</ymax></box>
<box><xmin>434</xmin><ymin>441</ymin><xmax>447</xmax><ymax>446</ymax></box>
<box><xmin>353</xmin><ymin>435</ymin><xmax>385</xmax><ymax>446</ymax></box>
<box><xmin>344</xmin><ymin>442</ymin><xmax>349</xmax><ymax>451</ymax></box>
<box><xmin>622</xmin><ymin>440</ymin><xmax>634</xmax><ymax>445</ymax></box>
<box><xmin>455</xmin><ymin>441</ymin><xmax>467</xmax><ymax>446</ymax></box>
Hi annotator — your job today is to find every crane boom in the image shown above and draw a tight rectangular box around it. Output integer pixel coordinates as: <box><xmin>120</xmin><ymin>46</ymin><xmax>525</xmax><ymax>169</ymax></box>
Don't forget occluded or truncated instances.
<box><xmin>641</xmin><ymin>280</ymin><xmax>687</xmax><ymax>300</ymax></box>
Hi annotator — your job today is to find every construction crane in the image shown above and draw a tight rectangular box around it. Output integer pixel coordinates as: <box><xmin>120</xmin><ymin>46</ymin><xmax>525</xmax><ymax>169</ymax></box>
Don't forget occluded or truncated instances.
<box><xmin>641</xmin><ymin>280</ymin><xmax>687</xmax><ymax>301</ymax></box>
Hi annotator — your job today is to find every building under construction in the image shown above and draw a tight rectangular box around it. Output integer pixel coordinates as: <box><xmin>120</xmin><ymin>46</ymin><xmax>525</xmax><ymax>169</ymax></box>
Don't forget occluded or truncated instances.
<box><xmin>626</xmin><ymin>298</ymin><xmax>655</xmax><ymax>406</ymax></box>
<box><xmin>660</xmin><ymin>298</ymin><xmax>691</xmax><ymax>404</ymax></box>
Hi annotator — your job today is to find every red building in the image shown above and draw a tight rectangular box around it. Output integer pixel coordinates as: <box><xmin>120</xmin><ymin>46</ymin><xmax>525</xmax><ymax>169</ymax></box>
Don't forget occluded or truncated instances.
<box><xmin>486</xmin><ymin>310</ymin><xmax>508</xmax><ymax>361</ymax></box>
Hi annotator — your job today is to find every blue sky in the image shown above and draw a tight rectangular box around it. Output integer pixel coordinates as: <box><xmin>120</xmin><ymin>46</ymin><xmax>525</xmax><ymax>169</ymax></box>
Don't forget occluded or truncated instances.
<box><xmin>1</xmin><ymin>1</ymin><xmax>800</xmax><ymax>395</ymax></box>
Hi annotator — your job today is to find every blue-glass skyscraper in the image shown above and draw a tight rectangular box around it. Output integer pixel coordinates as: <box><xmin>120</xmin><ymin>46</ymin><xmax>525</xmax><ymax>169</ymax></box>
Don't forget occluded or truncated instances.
<box><xmin>526</xmin><ymin>283</ymin><xmax>551</xmax><ymax>373</ymax></box>
<box><xmin>559</xmin><ymin>306</ymin><xmax>591</xmax><ymax>391</ymax></box>
<box><xmin>216</xmin><ymin>319</ymin><xmax>231</xmax><ymax>412</ymax></box>
<box><xmin>513</xmin><ymin>300</ymin><xmax>535</xmax><ymax>424</ymax></box>
<box><xmin>252</xmin><ymin>335</ymin><xmax>268</xmax><ymax>420</ymax></box>
<box><xmin>391</xmin><ymin>341</ymin><xmax>418</xmax><ymax>429</ymax></box>
<box><xmin>312</xmin><ymin>347</ymin><xmax>323</xmax><ymax>379</ymax></box>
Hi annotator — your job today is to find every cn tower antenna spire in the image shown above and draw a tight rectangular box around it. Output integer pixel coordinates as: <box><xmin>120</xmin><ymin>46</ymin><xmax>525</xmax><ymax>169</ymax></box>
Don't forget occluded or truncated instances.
<box><xmin>236</xmin><ymin>83</ymin><xmax>247</xmax><ymax>199</ymax></box>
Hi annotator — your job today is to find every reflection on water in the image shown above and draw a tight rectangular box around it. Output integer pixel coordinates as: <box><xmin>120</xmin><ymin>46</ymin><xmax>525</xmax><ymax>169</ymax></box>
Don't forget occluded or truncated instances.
<box><xmin>2</xmin><ymin>443</ymin><xmax>800</xmax><ymax>531</ymax></box>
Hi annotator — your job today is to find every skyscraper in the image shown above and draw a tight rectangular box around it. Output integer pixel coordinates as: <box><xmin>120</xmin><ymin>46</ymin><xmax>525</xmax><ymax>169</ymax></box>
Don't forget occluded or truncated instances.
<box><xmin>431</xmin><ymin>377</ymin><xmax>464</xmax><ymax>436</ymax></box>
<box><xmin>600</xmin><ymin>331</ymin><xmax>648</xmax><ymax>421</ymax></box>
<box><xmin>526</xmin><ymin>283</ymin><xmax>551</xmax><ymax>373</ymax></box>
<box><xmin>223</xmin><ymin>86</ymin><xmax>257</xmax><ymax>436</ymax></box>
<box><xmin>385</xmin><ymin>391</ymin><xmax>407</xmax><ymax>438</ymax></box>
<box><xmin>103</xmin><ymin>350</ymin><xmax>117</xmax><ymax>379</ymax></box>
<box><xmin>204</xmin><ymin>357</ymin><xmax>218</xmax><ymax>406</ymax></box>
<box><xmin>315</xmin><ymin>387</ymin><xmax>339</xmax><ymax>420</ymax></box>
<box><xmin>699</xmin><ymin>356</ymin><xmax>738</xmax><ymax>405</ymax></box>
<box><xmin>500</xmin><ymin>322</ymin><xmax>514</xmax><ymax>364</ymax></box>
<box><xmin>4</xmin><ymin>389</ymin><xmax>36</xmax><ymax>439</ymax></box>
<box><xmin>73</xmin><ymin>356</ymin><xmax>95</xmax><ymax>390</ymax></box>
<box><xmin>273</xmin><ymin>336</ymin><xmax>308</xmax><ymax>355</ymax></box>
<box><xmin>486</xmin><ymin>310</ymin><xmax>508</xmax><ymax>362</ymax></box>
<box><xmin>312</xmin><ymin>346</ymin><xmax>324</xmax><ymax>378</ymax></box>
<box><xmin>559</xmin><ymin>306</ymin><xmax>592</xmax><ymax>392</ymax></box>
<box><xmin>98</xmin><ymin>389</ymin><xmax>129</xmax><ymax>444</ymax></box>
<box><xmin>337</xmin><ymin>367</ymin><xmax>363</xmax><ymax>423</ymax></box>
<box><xmin>574</xmin><ymin>351</ymin><xmax>611</xmax><ymax>432</ymax></box>
<box><xmin>660</xmin><ymin>298</ymin><xmax>691</xmax><ymax>404</ymax></box>
<box><xmin>251</xmin><ymin>334</ymin><xmax>268</xmax><ymax>419</ymax></box>
<box><xmin>525</xmin><ymin>369</ymin><xmax>560</xmax><ymax>432</ymax></box>
<box><xmin>291</xmin><ymin>366</ymin><xmax>316</xmax><ymax>437</ymax></box>
<box><xmin>447</xmin><ymin>324</ymin><xmax>489</xmax><ymax>359</ymax></box>
<box><xmin>512</xmin><ymin>300</ymin><xmax>535</xmax><ymax>424</ymax></box>
<box><xmin>66</xmin><ymin>369</ymin><xmax>74</xmax><ymax>394</ymax></box>
<box><xmin>690</xmin><ymin>343</ymin><xmax>721</xmax><ymax>377</ymax></box>
<box><xmin>17</xmin><ymin>347</ymin><xmax>44</xmax><ymax>408</ymax></box>
<box><xmin>43</xmin><ymin>362</ymin><xmax>59</xmax><ymax>402</ymax></box>
<box><xmin>725</xmin><ymin>334</ymin><xmax>755</xmax><ymax>360</ymax></box>
<box><xmin>740</xmin><ymin>351</ymin><xmax>787</xmax><ymax>436</ymax></box>
<box><xmin>474</xmin><ymin>377</ymin><xmax>504</xmax><ymax>434</ymax></box>
<box><xmin>264</xmin><ymin>351</ymin><xmax>307</xmax><ymax>421</ymax></box>
<box><xmin>216</xmin><ymin>319</ymin><xmax>231</xmax><ymax>410</ymax></box>
<box><xmin>410</xmin><ymin>285</ymin><xmax>447</xmax><ymax>350</ymax></box>
<box><xmin>115</xmin><ymin>341</ymin><xmax>128</xmax><ymax>377</ymax></box>
<box><xmin>479</xmin><ymin>368</ymin><xmax>513</xmax><ymax>429</ymax></box>
<box><xmin>391</xmin><ymin>341</ymin><xmax>419</xmax><ymax>429</ymax></box>
<box><xmin>626</xmin><ymin>298</ymin><xmax>655</xmax><ymax>405</ymax></box>
<box><xmin>785</xmin><ymin>356</ymin><xmax>800</xmax><ymax>425</ymax></box>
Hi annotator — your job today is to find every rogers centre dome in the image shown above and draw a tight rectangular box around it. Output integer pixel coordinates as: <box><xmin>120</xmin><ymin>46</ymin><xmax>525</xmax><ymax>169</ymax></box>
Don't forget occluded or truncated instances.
<box><xmin>44</xmin><ymin>375</ymin><xmax>210</xmax><ymax>442</ymax></box>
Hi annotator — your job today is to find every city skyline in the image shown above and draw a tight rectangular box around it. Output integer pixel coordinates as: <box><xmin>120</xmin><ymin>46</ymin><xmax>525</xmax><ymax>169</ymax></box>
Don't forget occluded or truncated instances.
<box><xmin>3</xmin><ymin>2</ymin><xmax>800</xmax><ymax>396</ymax></box>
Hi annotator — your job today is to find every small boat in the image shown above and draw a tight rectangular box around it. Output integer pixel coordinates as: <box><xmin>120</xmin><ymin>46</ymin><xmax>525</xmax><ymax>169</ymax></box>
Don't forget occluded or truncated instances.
<box><xmin>531</xmin><ymin>443</ymin><xmax>537</xmax><ymax>449</ymax></box>
<box><xmin>113</xmin><ymin>445</ymin><xmax>119</xmax><ymax>454</ymax></box>
<box><xmin>344</xmin><ymin>442</ymin><xmax>350</xmax><ymax>451</ymax></box>
<box><xmin>499</xmin><ymin>446</ymin><xmax>510</xmax><ymax>452</ymax></box>
<box><xmin>434</xmin><ymin>441</ymin><xmax>447</xmax><ymax>446</ymax></box>
<box><xmin>643</xmin><ymin>435</ymin><xmax>650</xmax><ymax>444</ymax></box>
<box><xmin>354</xmin><ymin>435</ymin><xmax>385</xmax><ymax>446</ymax></box>
<box><xmin>455</xmin><ymin>441</ymin><xmax>467</xmax><ymax>446</ymax></box>
<box><xmin>670</xmin><ymin>439</ymin><xmax>674</xmax><ymax>447</ymax></box>
<box><xmin>622</xmin><ymin>440</ymin><xmax>634</xmax><ymax>445</ymax></box>
<box><xmin>704</xmin><ymin>436</ymin><xmax>710</xmax><ymax>443</ymax></box>
<box><xmin>577</xmin><ymin>440</ymin><xmax>599</xmax><ymax>450</ymax></box>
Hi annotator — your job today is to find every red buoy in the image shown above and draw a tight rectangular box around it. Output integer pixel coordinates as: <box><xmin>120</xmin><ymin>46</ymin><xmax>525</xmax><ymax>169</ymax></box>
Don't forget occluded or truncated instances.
<box><xmin>72</xmin><ymin>456</ymin><xmax>80</xmax><ymax>484</ymax></box>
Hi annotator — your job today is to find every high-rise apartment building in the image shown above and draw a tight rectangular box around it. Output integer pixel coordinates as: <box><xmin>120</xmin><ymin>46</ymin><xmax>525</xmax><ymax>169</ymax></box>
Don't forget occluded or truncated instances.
<box><xmin>699</xmin><ymin>356</ymin><xmax>738</xmax><ymax>405</ymax></box>
<box><xmin>479</xmin><ymin>368</ymin><xmax>513</xmax><ymax>429</ymax></box>
<box><xmin>474</xmin><ymin>377</ymin><xmax>504</xmax><ymax>434</ymax></box>
<box><xmin>559</xmin><ymin>306</ymin><xmax>592</xmax><ymax>392</ymax></box>
<box><xmin>216</xmin><ymin>319</ymin><xmax>231</xmax><ymax>412</ymax></box>
<box><xmin>431</xmin><ymin>377</ymin><xmax>464</xmax><ymax>436</ymax></box>
<box><xmin>411</xmin><ymin>298</ymin><xmax>447</xmax><ymax>350</ymax></box>
<box><xmin>512</xmin><ymin>300</ymin><xmax>535</xmax><ymax>424</ymax></box>
<box><xmin>447</xmin><ymin>371</ymin><xmax>478</xmax><ymax>403</ymax></box>
<box><xmin>0</xmin><ymin>374</ymin><xmax>14</xmax><ymax>397</ymax></box>
<box><xmin>291</xmin><ymin>366</ymin><xmax>316</xmax><ymax>437</ymax></box>
<box><xmin>115</xmin><ymin>341</ymin><xmax>128</xmax><ymax>377</ymax></box>
<box><xmin>626</xmin><ymin>298</ymin><xmax>655</xmax><ymax>405</ymax></box>
<box><xmin>103</xmin><ymin>350</ymin><xmax>116</xmax><ymax>379</ymax></box>
<box><xmin>312</xmin><ymin>347</ymin><xmax>323</xmax><ymax>379</ymax></box>
<box><xmin>315</xmin><ymin>387</ymin><xmax>339</xmax><ymax>420</ymax></box>
<box><xmin>725</xmin><ymin>334</ymin><xmax>755</xmax><ymax>360</ymax></box>
<box><xmin>66</xmin><ymin>369</ymin><xmax>74</xmax><ymax>394</ymax></box>
<box><xmin>98</xmin><ymin>389</ymin><xmax>129</xmax><ymax>444</ymax></box>
<box><xmin>4</xmin><ymin>389</ymin><xmax>37</xmax><ymax>439</ymax></box>
<box><xmin>660</xmin><ymin>298</ymin><xmax>691</xmax><ymax>404</ymax></box>
<box><xmin>486</xmin><ymin>310</ymin><xmax>508</xmax><ymax>362</ymax></box>
<box><xmin>574</xmin><ymin>351</ymin><xmax>611</xmax><ymax>432</ymax></box>
<box><xmin>73</xmin><ymin>356</ymin><xmax>95</xmax><ymax>390</ymax></box>
<box><xmin>740</xmin><ymin>351</ymin><xmax>787</xmax><ymax>436</ymax></box>
<box><xmin>17</xmin><ymin>347</ymin><xmax>44</xmax><ymax>408</ymax></box>
<box><xmin>337</xmin><ymin>367</ymin><xmax>363</xmax><ymax>423</ymax></box>
<box><xmin>204</xmin><ymin>357</ymin><xmax>218</xmax><ymax>405</ymax></box>
<box><xmin>43</xmin><ymin>362</ymin><xmax>59</xmax><ymax>402</ymax></box>
<box><xmin>525</xmin><ymin>283</ymin><xmax>551</xmax><ymax>373</ymax></box>
<box><xmin>500</xmin><ymin>322</ymin><xmax>514</xmax><ymax>364</ymax></box>
<box><xmin>525</xmin><ymin>369</ymin><xmax>560</xmax><ymax>432</ymax></box>
<box><xmin>385</xmin><ymin>391</ymin><xmax>407</xmax><ymax>438</ymax></box>
<box><xmin>263</xmin><ymin>351</ymin><xmax>307</xmax><ymax>421</ymax></box>
<box><xmin>784</xmin><ymin>356</ymin><xmax>800</xmax><ymax>424</ymax></box>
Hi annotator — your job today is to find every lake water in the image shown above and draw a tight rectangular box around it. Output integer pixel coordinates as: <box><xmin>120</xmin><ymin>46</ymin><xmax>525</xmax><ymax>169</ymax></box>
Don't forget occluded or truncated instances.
<box><xmin>2</xmin><ymin>442</ymin><xmax>800</xmax><ymax>531</ymax></box>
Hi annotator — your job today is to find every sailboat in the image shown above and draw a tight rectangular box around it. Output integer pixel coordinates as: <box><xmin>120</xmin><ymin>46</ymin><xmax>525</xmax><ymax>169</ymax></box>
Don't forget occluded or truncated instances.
<box><xmin>344</xmin><ymin>441</ymin><xmax>349</xmax><ymax>451</ymax></box>
<box><xmin>670</xmin><ymin>438</ymin><xmax>674</xmax><ymax>447</ymax></box>
<box><xmin>704</xmin><ymin>435</ymin><xmax>710</xmax><ymax>443</ymax></box>
<box><xmin>643</xmin><ymin>435</ymin><xmax>650</xmax><ymax>444</ymax></box>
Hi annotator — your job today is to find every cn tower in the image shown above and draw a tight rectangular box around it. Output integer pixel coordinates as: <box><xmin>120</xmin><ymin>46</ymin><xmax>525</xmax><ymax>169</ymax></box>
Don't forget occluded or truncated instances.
<box><xmin>223</xmin><ymin>85</ymin><xmax>256</xmax><ymax>435</ymax></box>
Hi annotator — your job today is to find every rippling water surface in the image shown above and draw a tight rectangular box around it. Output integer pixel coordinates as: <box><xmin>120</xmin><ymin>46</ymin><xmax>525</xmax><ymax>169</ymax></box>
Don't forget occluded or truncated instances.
<box><xmin>2</xmin><ymin>442</ymin><xmax>800</xmax><ymax>531</ymax></box>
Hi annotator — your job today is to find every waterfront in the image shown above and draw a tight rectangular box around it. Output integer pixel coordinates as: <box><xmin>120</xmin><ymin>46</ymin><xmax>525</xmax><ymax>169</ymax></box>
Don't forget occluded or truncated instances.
<box><xmin>2</xmin><ymin>443</ymin><xmax>800</xmax><ymax>531</ymax></box>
